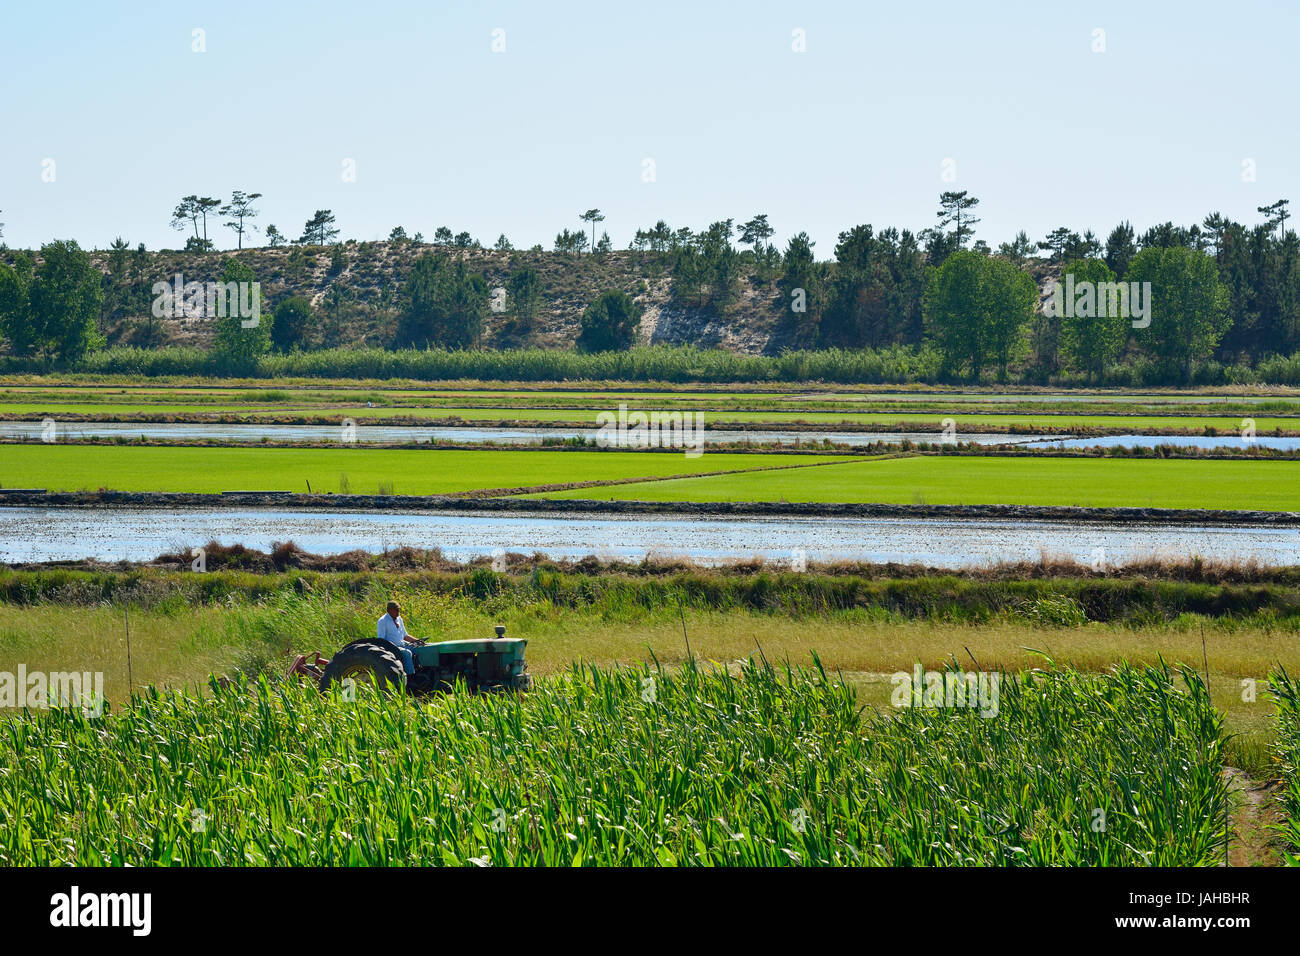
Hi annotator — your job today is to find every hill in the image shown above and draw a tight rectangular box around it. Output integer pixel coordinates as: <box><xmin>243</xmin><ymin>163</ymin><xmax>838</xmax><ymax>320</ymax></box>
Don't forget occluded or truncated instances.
<box><xmin>74</xmin><ymin>242</ymin><xmax>795</xmax><ymax>355</ymax></box>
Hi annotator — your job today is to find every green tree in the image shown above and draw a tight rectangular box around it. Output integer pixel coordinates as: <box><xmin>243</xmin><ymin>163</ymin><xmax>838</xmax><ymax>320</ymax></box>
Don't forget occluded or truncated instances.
<box><xmin>271</xmin><ymin>296</ymin><xmax>314</xmax><ymax>352</ymax></box>
<box><xmin>395</xmin><ymin>252</ymin><xmax>487</xmax><ymax>348</ymax></box>
<box><xmin>822</xmin><ymin>224</ymin><xmax>926</xmax><ymax>348</ymax></box>
<box><xmin>322</xmin><ymin>283</ymin><xmax>355</xmax><ymax>344</ymax></box>
<box><xmin>170</xmin><ymin>195</ymin><xmax>201</xmax><ymax>242</ymax></box>
<box><xmin>1038</xmin><ymin>226</ymin><xmax>1077</xmax><ymax>264</ymax></box>
<box><xmin>576</xmin><ymin>290</ymin><xmax>641</xmax><ymax>352</ymax></box>
<box><xmin>1058</xmin><ymin>259</ymin><xmax>1127</xmax><ymax>380</ymax></box>
<box><xmin>265</xmin><ymin>224</ymin><xmax>285</xmax><ymax>247</ymax></box>
<box><xmin>328</xmin><ymin>243</ymin><xmax>348</xmax><ymax>276</ymax></box>
<box><xmin>211</xmin><ymin>257</ymin><xmax>270</xmax><ymax>372</ymax></box>
<box><xmin>936</xmin><ymin>191</ymin><xmax>981</xmax><ymax>249</ymax></box>
<box><xmin>555</xmin><ymin>228</ymin><xmax>587</xmax><ymax>256</ymax></box>
<box><xmin>924</xmin><ymin>249</ymin><xmax>1034</xmax><ymax>381</ymax></box>
<box><xmin>1127</xmin><ymin>246</ymin><xmax>1230</xmax><ymax>383</ymax></box>
<box><xmin>738</xmin><ymin>214</ymin><xmax>774</xmax><ymax>264</ymax></box>
<box><xmin>506</xmin><ymin>266</ymin><xmax>541</xmax><ymax>327</ymax></box>
<box><xmin>996</xmin><ymin>231</ymin><xmax>1037</xmax><ymax>268</ymax></box>
<box><xmin>580</xmin><ymin>209</ymin><xmax>605</xmax><ymax>254</ymax></box>
<box><xmin>779</xmin><ymin>232</ymin><xmax>826</xmax><ymax>344</ymax></box>
<box><xmin>0</xmin><ymin>253</ymin><xmax>35</xmax><ymax>355</ymax></box>
<box><xmin>220</xmin><ymin>191</ymin><xmax>262</xmax><ymax>250</ymax></box>
<box><xmin>196</xmin><ymin>197</ymin><xmax>222</xmax><ymax>244</ymax></box>
<box><xmin>981</xmin><ymin>255</ymin><xmax>1037</xmax><ymax>380</ymax></box>
<box><xmin>926</xmin><ymin>251</ymin><xmax>985</xmax><ymax>378</ymax></box>
<box><xmin>21</xmin><ymin>240</ymin><xmax>106</xmax><ymax>363</ymax></box>
<box><xmin>102</xmin><ymin>237</ymin><xmax>132</xmax><ymax>326</ymax></box>
<box><xmin>1065</xmin><ymin>230</ymin><xmax>1102</xmax><ymax>261</ymax></box>
<box><xmin>670</xmin><ymin>246</ymin><xmax>706</xmax><ymax>307</ymax></box>
<box><xmin>1104</xmin><ymin>222</ymin><xmax>1137</xmax><ymax>277</ymax></box>
<box><xmin>299</xmin><ymin>210</ymin><xmax>339</xmax><ymax>246</ymax></box>
<box><xmin>1257</xmin><ymin>198</ymin><xmax>1290</xmax><ymax>238</ymax></box>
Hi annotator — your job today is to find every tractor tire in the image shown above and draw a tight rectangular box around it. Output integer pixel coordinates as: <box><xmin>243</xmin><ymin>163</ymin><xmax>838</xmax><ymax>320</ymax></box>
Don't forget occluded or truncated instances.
<box><xmin>319</xmin><ymin>641</ymin><xmax>406</xmax><ymax>695</ymax></box>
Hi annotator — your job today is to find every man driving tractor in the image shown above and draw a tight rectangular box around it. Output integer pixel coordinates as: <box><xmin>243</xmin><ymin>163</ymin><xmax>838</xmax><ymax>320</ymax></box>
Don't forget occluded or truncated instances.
<box><xmin>289</xmin><ymin>599</ymin><xmax>530</xmax><ymax>695</ymax></box>
<box><xmin>376</xmin><ymin>600</ymin><xmax>418</xmax><ymax>676</ymax></box>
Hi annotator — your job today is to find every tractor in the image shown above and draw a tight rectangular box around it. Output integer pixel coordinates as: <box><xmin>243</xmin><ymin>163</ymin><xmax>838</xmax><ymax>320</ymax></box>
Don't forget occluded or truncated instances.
<box><xmin>288</xmin><ymin>624</ymin><xmax>531</xmax><ymax>695</ymax></box>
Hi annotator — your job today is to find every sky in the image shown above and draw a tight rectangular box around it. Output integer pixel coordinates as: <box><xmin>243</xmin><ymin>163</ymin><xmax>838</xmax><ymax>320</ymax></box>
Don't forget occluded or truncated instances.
<box><xmin>1</xmin><ymin>0</ymin><xmax>1297</xmax><ymax>257</ymax></box>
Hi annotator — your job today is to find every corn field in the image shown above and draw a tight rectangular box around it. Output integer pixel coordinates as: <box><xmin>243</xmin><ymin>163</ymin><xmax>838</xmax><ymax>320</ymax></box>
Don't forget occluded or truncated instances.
<box><xmin>1270</xmin><ymin>667</ymin><xmax>1300</xmax><ymax>863</ymax></box>
<box><xmin>0</xmin><ymin>659</ymin><xmax>1229</xmax><ymax>866</ymax></box>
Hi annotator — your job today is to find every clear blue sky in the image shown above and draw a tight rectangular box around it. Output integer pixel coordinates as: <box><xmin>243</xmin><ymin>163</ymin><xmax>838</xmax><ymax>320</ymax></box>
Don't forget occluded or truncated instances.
<box><xmin>1</xmin><ymin>0</ymin><xmax>1296</xmax><ymax>256</ymax></box>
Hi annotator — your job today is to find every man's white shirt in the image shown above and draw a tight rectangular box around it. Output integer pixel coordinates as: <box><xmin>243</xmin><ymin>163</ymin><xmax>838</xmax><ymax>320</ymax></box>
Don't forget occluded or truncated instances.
<box><xmin>377</xmin><ymin>613</ymin><xmax>409</xmax><ymax>647</ymax></box>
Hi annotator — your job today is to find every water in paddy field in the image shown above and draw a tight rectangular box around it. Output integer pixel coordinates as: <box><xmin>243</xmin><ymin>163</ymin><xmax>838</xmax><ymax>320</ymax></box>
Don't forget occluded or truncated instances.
<box><xmin>0</xmin><ymin>421</ymin><xmax>1031</xmax><ymax>446</ymax></box>
<box><xmin>5</xmin><ymin>421</ymin><xmax>1299</xmax><ymax>450</ymax></box>
<box><xmin>2</xmin><ymin>506</ymin><xmax>1297</xmax><ymax>568</ymax></box>
<box><xmin>1020</xmin><ymin>434</ymin><xmax>1300</xmax><ymax>451</ymax></box>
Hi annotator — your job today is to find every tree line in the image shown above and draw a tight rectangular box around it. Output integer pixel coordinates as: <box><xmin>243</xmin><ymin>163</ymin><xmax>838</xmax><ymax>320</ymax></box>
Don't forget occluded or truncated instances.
<box><xmin>624</xmin><ymin>192</ymin><xmax>1295</xmax><ymax>382</ymax></box>
<box><xmin>1</xmin><ymin>192</ymin><xmax>1297</xmax><ymax>382</ymax></box>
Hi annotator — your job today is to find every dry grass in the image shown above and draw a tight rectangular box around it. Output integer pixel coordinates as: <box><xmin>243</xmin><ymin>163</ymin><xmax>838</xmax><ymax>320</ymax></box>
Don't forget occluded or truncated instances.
<box><xmin>0</xmin><ymin>603</ymin><xmax>260</xmax><ymax>703</ymax></box>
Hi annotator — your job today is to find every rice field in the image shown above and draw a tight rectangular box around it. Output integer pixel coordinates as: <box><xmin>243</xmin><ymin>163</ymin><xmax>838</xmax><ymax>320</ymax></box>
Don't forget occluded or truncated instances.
<box><xmin>0</xmin><ymin>444</ymin><xmax>849</xmax><ymax>495</ymax></box>
<box><xmin>2</xmin><ymin>377</ymin><xmax>1298</xmax><ymax>435</ymax></box>
<box><xmin>4</xmin><ymin>443</ymin><xmax>1300</xmax><ymax>510</ymax></box>
<box><xmin>532</xmin><ymin>455</ymin><xmax>1300</xmax><ymax>510</ymax></box>
<box><xmin>0</xmin><ymin>659</ymin><xmax>1231</xmax><ymax>866</ymax></box>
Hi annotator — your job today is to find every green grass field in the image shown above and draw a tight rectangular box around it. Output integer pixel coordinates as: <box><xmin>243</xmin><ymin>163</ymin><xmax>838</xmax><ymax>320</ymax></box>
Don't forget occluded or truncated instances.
<box><xmin>5</xmin><ymin>400</ymin><xmax>1300</xmax><ymax>434</ymax></box>
<box><xmin>5</xmin><ymin>443</ymin><xmax>1297</xmax><ymax>508</ymax></box>
<box><xmin>0</xmin><ymin>444</ymin><xmax>848</xmax><ymax>495</ymax></box>
<box><xmin>2</xmin><ymin>379</ymin><xmax>1298</xmax><ymax>434</ymax></box>
<box><xmin>529</xmin><ymin>454</ymin><xmax>1300</xmax><ymax>510</ymax></box>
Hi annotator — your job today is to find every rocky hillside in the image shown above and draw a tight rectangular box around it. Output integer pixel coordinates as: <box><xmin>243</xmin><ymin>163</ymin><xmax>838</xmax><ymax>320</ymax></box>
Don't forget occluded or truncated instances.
<box><xmin>74</xmin><ymin>242</ymin><xmax>796</xmax><ymax>355</ymax></box>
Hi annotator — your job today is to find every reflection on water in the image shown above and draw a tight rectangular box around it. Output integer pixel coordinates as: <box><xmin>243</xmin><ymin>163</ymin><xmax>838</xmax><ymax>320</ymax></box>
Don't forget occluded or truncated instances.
<box><xmin>7</xmin><ymin>421</ymin><xmax>1297</xmax><ymax>450</ymax></box>
<box><xmin>1021</xmin><ymin>434</ymin><xmax>1300</xmax><ymax>451</ymax></box>
<box><xmin>0</xmin><ymin>421</ymin><xmax>1030</xmax><ymax>447</ymax></box>
<box><xmin>1</xmin><ymin>506</ymin><xmax>1295</xmax><ymax>568</ymax></box>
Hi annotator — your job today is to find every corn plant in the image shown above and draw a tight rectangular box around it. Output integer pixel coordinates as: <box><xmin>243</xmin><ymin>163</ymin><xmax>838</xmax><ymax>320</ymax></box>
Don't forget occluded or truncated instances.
<box><xmin>0</xmin><ymin>659</ymin><xmax>1227</xmax><ymax>866</ymax></box>
<box><xmin>1269</xmin><ymin>666</ymin><xmax>1300</xmax><ymax>864</ymax></box>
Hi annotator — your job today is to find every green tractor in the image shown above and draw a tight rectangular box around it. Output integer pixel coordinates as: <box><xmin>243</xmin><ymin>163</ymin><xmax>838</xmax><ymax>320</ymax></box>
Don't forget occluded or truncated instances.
<box><xmin>289</xmin><ymin>625</ymin><xmax>531</xmax><ymax>695</ymax></box>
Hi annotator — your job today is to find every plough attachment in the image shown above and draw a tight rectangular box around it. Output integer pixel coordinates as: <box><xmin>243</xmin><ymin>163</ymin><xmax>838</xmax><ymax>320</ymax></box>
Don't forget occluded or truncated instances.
<box><xmin>286</xmin><ymin>652</ymin><xmax>330</xmax><ymax>683</ymax></box>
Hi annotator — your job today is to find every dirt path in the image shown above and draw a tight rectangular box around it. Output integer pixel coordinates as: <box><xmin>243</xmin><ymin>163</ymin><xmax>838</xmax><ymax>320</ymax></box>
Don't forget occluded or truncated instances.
<box><xmin>1223</xmin><ymin>767</ymin><xmax>1285</xmax><ymax>866</ymax></box>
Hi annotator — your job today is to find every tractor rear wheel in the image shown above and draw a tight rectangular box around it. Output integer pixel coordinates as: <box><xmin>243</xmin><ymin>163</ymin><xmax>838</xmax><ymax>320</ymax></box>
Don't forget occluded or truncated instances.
<box><xmin>319</xmin><ymin>641</ymin><xmax>406</xmax><ymax>695</ymax></box>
